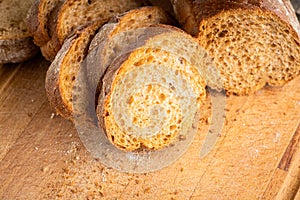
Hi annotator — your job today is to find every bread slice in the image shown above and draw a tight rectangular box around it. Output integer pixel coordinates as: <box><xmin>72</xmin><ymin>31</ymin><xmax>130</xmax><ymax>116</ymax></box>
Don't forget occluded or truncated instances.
<box><xmin>94</xmin><ymin>25</ymin><xmax>212</xmax><ymax>151</ymax></box>
<box><xmin>45</xmin><ymin>21</ymin><xmax>103</xmax><ymax>120</ymax></box>
<box><xmin>41</xmin><ymin>0</ymin><xmax>149</xmax><ymax>61</ymax></box>
<box><xmin>27</xmin><ymin>0</ymin><xmax>64</xmax><ymax>46</ymax></box>
<box><xmin>46</xmin><ymin>6</ymin><xmax>173</xmax><ymax>120</ymax></box>
<box><xmin>0</xmin><ymin>0</ymin><xmax>39</xmax><ymax>64</ymax></box>
<box><xmin>88</xmin><ymin>6</ymin><xmax>175</xmax><ymax>58</ymax></box>
<box><xmin>171</xmin><ymin>0</ymin><xmax>300</xmax><ymax>95</ymax></box>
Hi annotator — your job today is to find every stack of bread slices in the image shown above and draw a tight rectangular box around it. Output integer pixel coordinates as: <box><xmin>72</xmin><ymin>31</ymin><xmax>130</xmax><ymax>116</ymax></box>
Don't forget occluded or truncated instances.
<box><xmin>11</xmin><ymin>0</ymin><xmax>300</xmax><ymax>151</ymax></box>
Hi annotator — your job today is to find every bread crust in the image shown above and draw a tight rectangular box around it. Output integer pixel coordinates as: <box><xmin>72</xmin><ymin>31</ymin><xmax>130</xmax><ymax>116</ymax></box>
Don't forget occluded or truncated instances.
<box><xmin>26</xmin><ymin>0</ymin><xmax>40</xmax><ymax>38</ymax></box>
<box><xmin>45</xmin><ymin>21</ymin><xmax>103</xmax><ymax>120</ymax></box>
<box><xmin>41</xmin><ymin>0</ymin><xmax>149</xmax><ymax>61</ymax></box>
<box><xmin>171</xmin><ymin>0</ymin><xmax>300</xmax><ymax>94</ymax></box>
<box><xmin>94</xmin><ymin>24</ymin><xmax>210</xmax><ymax>151</ymax></box>
<box><xmin>0</xmin><ymin>0</ymin><xmax>38</xmax><ymax>64</ymax></box>
<box><xmin>0</xmin><ymin>36</ymin><xmax>39</xmax><ymax>64</ymax></box>
<box><xmin>171</xmin><ymin>0</ymin><xmax>299</xmax><ymax>36</ymax></box>
<box><xmin>27</xmin><ymin>0</ymin><xmax>64</xmax><ymax>47</ymax></box>
<box><xmin>39</xmin><ymin>1</ymin><xmax>65</xmax><ymax>61</ymax></box>
<box><xmin>45</xmin><ymin>34</ymin><xmax>76</xmax><ymax>120</ymax></box>
<box><xmin>45</xmin><ymin>6</ymin><xmax>174</xmax><ymax>120</ymax></box>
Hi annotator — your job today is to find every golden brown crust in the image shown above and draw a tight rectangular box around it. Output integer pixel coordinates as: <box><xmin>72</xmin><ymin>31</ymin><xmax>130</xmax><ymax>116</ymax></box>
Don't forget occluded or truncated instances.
<box><xmin>38</xmin><ymin>1</ymin><xmax>65</xmax><ymax>61</ymax></box>
<box><xmin>45</xmin><ymin>21</ymin><xmax>103</xmax><ymax>120</ymax></box>
<box><xmin>41</xmin><ymin>0</ymin><xmax>149</xmax><ymax>61</ymax></box>
<box><xmin>262</xmin><ymin>0</ymin><xmax>300</xmax><ymax>38</ymax></box>
<box><xmin>45</xmin><ymin>34</ymin><xmax>76</xmax><ymax>120</ymax></box>
<box><xmin>172</xmin><ymin>0</ymin><xmax>300</xmax><ymax>37</ymax></box>
<box><xmin>98</xmin><ymin>45</ymin><xmax>206</xmax><ymax>151</ymax></box>
<box><xmin>171</xmin><ymin>0</ymin><xmax>266</xmax><ymax>36</ymax></box>
<box><xmin>171</xmin><ymin>0</ymin><xmax>300</xmax><ymax>95</ymax></box>
<box><xmin>27</xmin><ymin>0</ymin><xmax>64</xmax><ymax>47</ymax></box>
<box><xmin>94</xmin><ymin>24</ymin><xmax>211</xmax><ymax>151</ymax></box>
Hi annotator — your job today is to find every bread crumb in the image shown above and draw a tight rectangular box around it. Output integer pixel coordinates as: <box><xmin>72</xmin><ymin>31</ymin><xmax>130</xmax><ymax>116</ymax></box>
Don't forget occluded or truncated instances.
<box><xmin>144</xmin><ymin>187</ymin><xmax>151</xmax><ymax>193</ymax></box>
<box><xmin>42</xmin><ymin>166</ymin><xmax>49</xmax><ymax>173</ymax></box>
<box><xmin>274</xmin><ymin>132</ymin><xmax>281</xmax><ymax>143</ymax></box>
<box><xmin>50</xmin><ymin>113</ymin><xmax>55</xmax><ymax>119</ymax></box>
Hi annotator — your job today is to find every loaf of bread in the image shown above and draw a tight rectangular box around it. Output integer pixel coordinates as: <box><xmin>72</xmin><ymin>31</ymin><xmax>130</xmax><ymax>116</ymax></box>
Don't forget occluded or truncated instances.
<box><xmin>40</xmin><ymin>0</ymin><xmax>148</xmax><ymax>61</ymax></box>
<box><xmin>170</xmin><ymin>0</ymin><xmax>300</xmax><ymax>95</ymax></box>
<box><xmin>27</xmin><ymin>0</ymin><xmax>64</xmax><ymax>46</ymax></box>
<box><xmin>46</xmin><ymin>6</ymin><xmax>174</xmax><ymax>120</ymax></box>
<box><xmin>0</xmin><ymin>0</ymin><xmax>39</xmax><ymax>64</ymax></box>
<box><xmin>93</xmin><ymin>25</ymin><xmax>213</xmax><ymax>151</ymax></box>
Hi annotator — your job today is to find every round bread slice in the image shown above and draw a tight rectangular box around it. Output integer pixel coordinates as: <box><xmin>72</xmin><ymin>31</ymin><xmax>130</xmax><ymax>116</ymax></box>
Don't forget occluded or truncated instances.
<box><xmin>0</xmin><ymin>0</ymin><xmax>39</xmax><ymax>64</ymax></box>
<box><xmin>94</xmin><ymin>25</ymin><xmax>214</xmax><ymax>151</ymax></box>
<box><xmin>98</xmin><ymin>41</ymin><xmax>207</xmax><ymax>151</ymax></box>
<box><xmin>46</xmin><ymin>6</ymin><xmax>173</xmax><ymax>120</ymax></box>
<box><xmin>41</xmin><ymin>0</ymin><xmax>149</xmax><ymax>61</ymax></box>
<box><xmin>171</xmin><ymin>0</ymin><xmax>300</xmax><ymax>95</ymax></box>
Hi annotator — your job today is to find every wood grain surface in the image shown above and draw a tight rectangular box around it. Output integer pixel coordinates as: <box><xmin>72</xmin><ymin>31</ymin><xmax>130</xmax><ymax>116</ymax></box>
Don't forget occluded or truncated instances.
<box><xmin>0</xmin><ymin>55</ymin><xmax>299</xmax><ymax>199</ymax></box>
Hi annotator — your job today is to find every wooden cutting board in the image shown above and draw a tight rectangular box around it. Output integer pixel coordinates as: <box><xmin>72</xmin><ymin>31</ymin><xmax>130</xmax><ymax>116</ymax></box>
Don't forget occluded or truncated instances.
<box><xmin>0</xmin><ymin>55</ymin><xmax>299</xmax><ymax>199</ymax></box>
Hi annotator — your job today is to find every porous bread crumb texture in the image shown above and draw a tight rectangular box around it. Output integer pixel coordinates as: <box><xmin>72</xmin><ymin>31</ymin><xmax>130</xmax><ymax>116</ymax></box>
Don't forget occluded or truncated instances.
<box><xmin>198</xmin><ymin>9</ymin><xmax>300</xmax><ymax>95</ymax></box>
<box><xmin>89</xmin><ymin>6</ymin><xmax>174</xmax><ymax>64</ymax></box>
<box><xmin>39</xmin><ymin>0</ymin><xmax>62</xmax><ymax>33</ymax></box>
<box><xmin>111</xmin><ymin>6</ymin><xmax>173</xmax><ymax>36</ymax></box>
<box><xmin>102</xmin><ymin>48</ymin><xmax>206</xmax><ymax>151</ymax></box>
<box><xmin>59</xmin><ymin>25</ymin><xmax>99</xmax><ymax>114</ymax></box>
<box><xmin>52</xmin><ymin>7</ymin><xmax>173</xmax><ymax>119</ymax></box>
<box><xmin>0</xmin><ymin>0</ymin><xmax>34</xmax><ymax>39</ymax></box>
<box><xmin>32</xmin><ymin>0</ymin><xmax>63</xmax><ymax>45</ymax></box>
<box><xmin>57</xmin><ymin>0</ymin><xmax>148</xmax><ymax>44</ymax></box>
<box><xmin>142</xmin><ymin>30</ymin><xmax>219</xmax><ymax>90</ymax></box>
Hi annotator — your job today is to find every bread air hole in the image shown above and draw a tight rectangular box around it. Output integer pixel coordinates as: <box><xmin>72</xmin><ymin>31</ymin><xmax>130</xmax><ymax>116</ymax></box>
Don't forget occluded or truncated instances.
<box><xmin>111</xmin><ymin>135</ymin><xmax>115</xmax><ymax>142</ymax></box>
<box><xmin>213</xmin><ymin>28</ymin><xmax>219</xmax><ymax>34</ymax></box>
<box><xmin>170</xmin><ymin>125</ymin><xmax>177</xmax><ymax>131</ymax></box>
<box><xmin>218</xmin><ymin>30</ymin><xmax>228</xmax><ymax>38</ymax></box>
<box><xmin>159</xmin><ymin>93</ymin><xmax>166</xmax><ymax>102</ymax></box>
<box><xmin>76</xmin><ymin>56</ymin><xmax>82</xmax><ymax>62</ymax></box>
<box><xmin>127</xmin><ymin>96</ymin><xmax>134</xmax><ymax>105</ymax></box>
<box><xmin>289</xmin><ymin>55</ymin><xmax>295</xmax><ymax>62</ymax></box>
